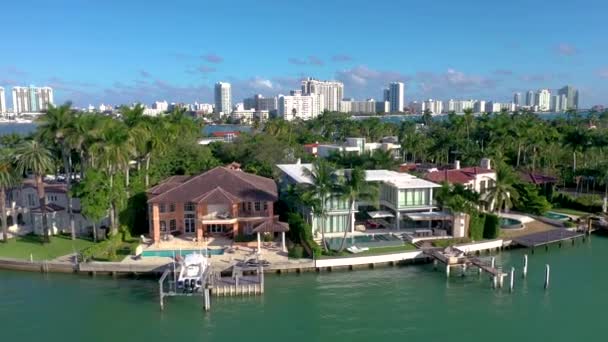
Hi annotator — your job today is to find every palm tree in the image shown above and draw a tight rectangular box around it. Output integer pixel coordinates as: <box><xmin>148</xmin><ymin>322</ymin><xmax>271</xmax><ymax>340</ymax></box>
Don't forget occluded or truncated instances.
<box><xmin>421</xmin><ymin>109</ymin><xmax>433</xmax><ymax>126</ymax></box>
<box><xmin>302</xmin><ymin>158</ymin><xmax>336</xmax><ymax>251</ymax></box>
<box><xmin>487</xmin><ymin>166</ymin><xmax>519</xmax><ymax>213</ymax></box>
<box><xmin>13</xmin><ymin>141</ymin><xmax>54</xmax><ymax>242</ymax></box>
<box><xmin>337</xmin><ymin>167</ymin><xmax>378</xmax><ymax>252</ymax></box>
<box><xmin>0</xmin><ymin>152</ymin><xmax>19</xmax><ymax>242</ymax></box>
<box><xmin>37</xmin><ymin>102</ymin><xmax>77</xmax><ymax>239</ymax></box>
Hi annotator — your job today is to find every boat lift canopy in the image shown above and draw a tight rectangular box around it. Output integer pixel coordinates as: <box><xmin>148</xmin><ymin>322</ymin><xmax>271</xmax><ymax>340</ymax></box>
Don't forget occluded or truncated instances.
<box><xmin>404</xmin><ymin>212</ymin><xmax>453</xmax><ymax>221</ymax></box>
<box><xmin>367</xmin><ymin>211</ymin><xmax>395</xmax><ymax>219</ymax></box>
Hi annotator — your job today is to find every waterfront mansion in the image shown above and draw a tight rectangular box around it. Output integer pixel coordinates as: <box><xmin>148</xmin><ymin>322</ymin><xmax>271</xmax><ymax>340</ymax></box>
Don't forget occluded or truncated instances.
<box><xmin>146</xmin><ymin>164</ymin><xmax>283</xmax><ymax>244</ymax></box>
<box><xmin>277</xmin><ymin>161</ymin><xmax>441</xmax><ymax>236</ymax></box>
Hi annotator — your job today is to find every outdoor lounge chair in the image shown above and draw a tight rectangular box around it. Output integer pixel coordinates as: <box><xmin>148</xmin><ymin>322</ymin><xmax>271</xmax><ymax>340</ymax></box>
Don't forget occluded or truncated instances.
<box><xmin>140</xmin><ymin>235</ymin><xmax>152</xmax><ymax>244</ymax></box>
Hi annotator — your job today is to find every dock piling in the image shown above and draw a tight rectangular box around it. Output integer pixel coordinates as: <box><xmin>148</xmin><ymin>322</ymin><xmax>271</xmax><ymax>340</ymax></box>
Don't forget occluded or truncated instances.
<box><xmin>509</xmin><ymin>267</ymin><xmax>515</xmax><ymax>292</ymax></box>
<box><xmin>544</xmin><ymin>264</ymin><xmax>550</xmax><ymax>289</ymax></box>
<box><xmin>445</xmin><ymin>264</ymin><xmax>450</xmax><ymax>277</ymax></box>
<box><xmin>490</xmin><ymin>257</ymin><xmax>495</xmax><ymax>269</ymax></box>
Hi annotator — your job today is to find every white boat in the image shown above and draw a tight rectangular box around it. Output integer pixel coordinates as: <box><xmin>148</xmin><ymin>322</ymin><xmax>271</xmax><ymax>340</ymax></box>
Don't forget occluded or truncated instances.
<box><xmin>177</xmin><ymin>253</ymin><xmax>209</xmax><ymax>292</ymax></box>
<box><xmin>346</xmin><ymin>246</ymin><xmax>370</xmax><ymax>254</ymax></box>
<box><xmin>15</xmin><ymin>118</ymin><xmax>33</xmax><ymax>123</ymax></box>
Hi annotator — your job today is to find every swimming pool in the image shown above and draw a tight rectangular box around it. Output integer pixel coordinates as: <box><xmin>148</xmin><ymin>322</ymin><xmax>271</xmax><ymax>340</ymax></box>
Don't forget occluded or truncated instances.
<box><xmin>325</xmin><ymin>234</ymin><xmax>403</xmax><ymax>251</ymax></box>
<box><xmin>141</xmin><ymin>248</ymin><xmax>225</xmax><ymax>258</ymax></box>
<box><xmin>543</xmin><ymin>211</ymin><xmax>570</xmax><ymax>220</ymax></box>
<box><xmin>500</xmin><ymin>217</ymin><xmax>524</xmax><ymax>229</ymax></box>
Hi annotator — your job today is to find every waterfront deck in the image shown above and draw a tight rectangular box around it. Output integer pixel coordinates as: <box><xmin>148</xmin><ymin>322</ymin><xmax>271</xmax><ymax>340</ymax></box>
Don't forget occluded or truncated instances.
<box><xmin>512</xmin><ymin>230</ymin><xmax>584</xmax><ymax>248</ymax></box>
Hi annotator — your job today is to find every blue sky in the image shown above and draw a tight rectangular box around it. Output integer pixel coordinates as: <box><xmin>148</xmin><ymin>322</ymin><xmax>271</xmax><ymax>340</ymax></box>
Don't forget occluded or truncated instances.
<box><xmin>1</xmin><ymin>0</ymin><xmax>607</xmax><ymax>107</ymax></box>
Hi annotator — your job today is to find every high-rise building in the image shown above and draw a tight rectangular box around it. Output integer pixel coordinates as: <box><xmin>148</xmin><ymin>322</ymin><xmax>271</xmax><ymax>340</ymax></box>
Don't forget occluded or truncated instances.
<box><xmin>558</xmin><ymin>85</ymin><xmax>579</xmax><ymax>110</ymax></box>
<box><xmin>550</xmin><ymin>95</ymin><xmax>565</xmax><ymax>112</ymax></box>
<box><xmin>0</xmin><ymin>87</ymin><xmax>6</xmax><ymax>113</ymax></box>
<box><xmin>301</xmin><ymin>78</ymin><xmax>343</xmax><ymax>112</ymax></box>
<box><xmin>513</xmin><ymin>92</ymin><xmax>522</xmax><ymax>106</ymax></box>
<box><xmin>387</xmin><ymin>82</ymin><xmax>405</xmax><ymax>113</ymax></box>
<box><xmin>526</xmin><ymin>90</ymin><xmax>535</xmax><ymax>106</ymax></box>
<box><xmin>11</xmin><ymin>86</ymin><xmax>54</xmax><ymax>114</ymax></box>
<box><xmin>535</xmin><ymin>89</ymin><xmax>551</xmax><ymax>111</ymax></box>
<box><xmin>214</xmin><ymin>82</ymin><xmax>232</xmax><ymax>115</ymax></box>
<box><xmin>376</xmin><ymin>101</ymin><xmax>390</xmax><ymax>114</ymax></box>
<box><xmin>474</xmin><ymin>100</ymin><xmax>486</xmax><ymax>113</ymax></box>
<box><xmin>152</xmin><ymin>100</ymin><xmax>168</xmax><ymax>111</ymax></box>
<box><xmin>422</xmin><ymin>99</ymin><xmax>442</xmax><ymax>115</ymax></box>
<box><xmin>278</xmin><ymin>92</ymin><xmax>324</xmax><ymax>121</ymax></box>
<box><xmin>340</xmin><ymin>99</ymin><xmax>376</xmax><ymax>114</ymax></box>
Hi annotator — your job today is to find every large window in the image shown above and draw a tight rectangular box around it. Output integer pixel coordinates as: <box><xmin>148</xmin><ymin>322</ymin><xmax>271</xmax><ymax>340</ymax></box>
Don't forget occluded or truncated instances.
<box><xmin>254</xmin><ymin>202</ymin><xmax>261</xmax><ymax>211</ymax></box>
<box><xmin>169</xmin><ymin>203</ymin><xmax>176</xmax><ymax>212</ymax></box>
<box><xmin>169</xmin><ymin>219</ymin><xmax>177</xmax><ymax>231</ymax></box>
<box><xmin>159</xmin><ymin>204</ymin><xmax>166</xmax><ymax>213</ymax></box>
<box><xmin>160</xmin><ymin>221</ymin><xmax>167</xmax><ymax>232</ymax></box>
<box><xmin>184</xmin><ymin>202</ymin><xmax>196</xmax><ymax>212</ymax></box>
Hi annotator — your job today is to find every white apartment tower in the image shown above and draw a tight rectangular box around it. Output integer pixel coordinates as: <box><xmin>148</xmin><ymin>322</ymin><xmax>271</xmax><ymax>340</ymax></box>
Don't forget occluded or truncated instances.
<box><xmin>0</xmin><ymin>87</ymin><xmax>6</xmax><ymax>113</ymax></box>
<box><xmin>513</xmin><ymin>92</ymin><xmax>522</xmax><ymax>106</ymax></box>
<box><xmin>214</xmin><ymin>82</ymin><xmax>232</xmax><ymax>115</ymax></box>
<box><xmin>387</xmin><ymin>82</ymin><xmax>405</xmax><ymax>113</ymax></box>
<box><xmin>278</xmin><ymin>92</ymin><xmax>324</xmax><ymax>121</ymax></box>
<box><xmin>526</xmin><ymin>90</ymin><xmax>535</xmax><ymax>106</ymax></box>
<box><xmin>535</xmin><ymin>89</ymin><xmax>551</xmax><ymax>112</ymax></box>
<box><xmin>558</xmin><ymin>85</ymin><xmax>579</xmax><ymax>110</ymax></box>
<box><xmin>11</xmin><ymin>86</ymin><xmax>54</xmax><ymax>114</ymax></box>
<box><xmin>301</xmin><ymin>78</ymin><xmax>343</xmax><ymax>112</ymax></box>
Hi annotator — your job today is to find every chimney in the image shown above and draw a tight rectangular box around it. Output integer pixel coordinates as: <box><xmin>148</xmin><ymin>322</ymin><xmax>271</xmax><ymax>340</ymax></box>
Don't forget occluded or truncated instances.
<box><xmin>454</xmin><ymin>160</ymin><xmax>461</xmax><ymax>170</ymax></box>
<box><xmin>480</xmin><ymin>158</ymin><xmax>491</xmax><ymax>169</ymax></box>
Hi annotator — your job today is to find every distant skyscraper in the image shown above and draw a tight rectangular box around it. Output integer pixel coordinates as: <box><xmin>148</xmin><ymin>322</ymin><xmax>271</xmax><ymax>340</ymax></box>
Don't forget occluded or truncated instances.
<box><xmin>383</xmin><ymin>88</ymin><xmax>390</xmax><ymax>102</ymax></box>
<box><xmin>11</xmin><ymin>86</ymin><xmax>53</xmax><ymax>114</ymax></box>
<box><xmin>526</xmin><ymin>90</ymin><xmax>535</xmax><ymax>106</ymax></box>
<box><xmin>0</xmin><ymin>87</ymin><xmax>6</xmax><ymax>113</ymax></box>
<box><xmin>387</xmin><ymin>82</ymin><xmax>405</xmax><ymax>113</ymax></box>
<box><xmin>535</xmin><ymin>89</ymin><xmax>551</xmax><ymax>112</ymax></box>
<box><xmin>214</xmin><ymin>82</ymin><xmax>232</xmax><ymax>115</ymax></box>
<box><xmin>301</xmin><ymin>78</ymin><xmax>343</xmax><ymax>112</ymax></box>
<box><xmin>513</xmin><ymin>92</ymin><xmax>522</xmax><ymax>106</ymax></box>
<box><xmin>558</xmin><ymin>85</ymin><xmax>579</xmax><ymax>110</ymax></box>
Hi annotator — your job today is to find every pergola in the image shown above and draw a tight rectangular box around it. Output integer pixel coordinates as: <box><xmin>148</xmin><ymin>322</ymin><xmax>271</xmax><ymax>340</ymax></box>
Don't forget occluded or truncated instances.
<box><xmin>253</xmin><ymin>218</ymin><xmax>290</xmax><ymax>253</ymax></box>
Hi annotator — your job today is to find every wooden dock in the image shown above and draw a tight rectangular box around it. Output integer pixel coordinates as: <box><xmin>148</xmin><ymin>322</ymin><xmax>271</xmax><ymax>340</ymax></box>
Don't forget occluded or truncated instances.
<box><xmin>423</xmin><ymin>248</ymin><xmax>507</xmax><ymax>286</ymax></box>
<box><xmin>512</xmin><ymin>229</ymin><xmax>584</xmax><ymax>248</ymax></box>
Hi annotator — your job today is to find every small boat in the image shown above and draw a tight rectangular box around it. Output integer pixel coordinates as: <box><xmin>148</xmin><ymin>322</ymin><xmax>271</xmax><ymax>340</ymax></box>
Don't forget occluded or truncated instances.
<box><xmin>346</xmin><ymin>246</ymin><xmax>370</xmax><ymax>254</ymax></box>
<box><xmin>176</xmin><ymin>253</ymin><xmax>209</xmax><ymax>293</ymax></box>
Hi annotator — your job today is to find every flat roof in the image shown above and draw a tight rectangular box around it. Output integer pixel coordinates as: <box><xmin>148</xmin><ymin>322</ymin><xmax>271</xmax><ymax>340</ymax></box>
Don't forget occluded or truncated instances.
<box><xmin>277</xmin><ymin>164</ymin><xmax>440</xmax><ymax>189</ymax></box>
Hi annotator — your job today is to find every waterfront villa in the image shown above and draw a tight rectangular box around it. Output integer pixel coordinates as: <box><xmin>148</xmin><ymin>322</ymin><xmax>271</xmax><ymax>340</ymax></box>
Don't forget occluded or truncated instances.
<box><xmin>424</xmin><ymin>159</ymin><xmax>496</xmax><ymax>195</ymax></box>
<box><xmin>3</xmin><ymin>179</ymin><xmax>105</xmax><ymax>237</ymax></box>
<box><xmin>147</xmin><ymin>165</ymin><xmax>287</xmax><ymax>247</ymax></box>
<box><xmin>312</xmin><ymin>137</ymin><xmax>401</xmax><ymax>159</ymax></box>
<box><xmin>277</xmin><ymin>162</ymin><xmax>442</xmax><ymax>237</ymax></box>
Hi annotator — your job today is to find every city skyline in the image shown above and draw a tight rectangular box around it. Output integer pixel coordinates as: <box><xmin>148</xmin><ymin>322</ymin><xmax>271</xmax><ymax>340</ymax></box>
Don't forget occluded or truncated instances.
<box><xmin>1</xmin><ymin>0</ymin><xmax>607</xmax><ymax>108</ymax></box>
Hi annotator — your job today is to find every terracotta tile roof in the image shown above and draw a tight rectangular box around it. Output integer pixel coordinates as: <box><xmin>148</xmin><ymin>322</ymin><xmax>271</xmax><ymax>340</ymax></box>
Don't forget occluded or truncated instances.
<box><xmin>192</xmin><ymin>187</ymin><xmax>240</xmax><ymax>204</ymax></box>
<box><xmin>148</xmin><ymin>167</ymin><xmax>277</xmax><ymax>204</ymax></box>
<box><xmin>424</xmin><ymin>167</ymin><xmax>495</xmax><ymax>185</ymax></box>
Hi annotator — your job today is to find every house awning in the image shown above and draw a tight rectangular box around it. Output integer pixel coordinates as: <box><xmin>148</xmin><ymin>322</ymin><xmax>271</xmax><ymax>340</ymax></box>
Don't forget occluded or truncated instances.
<box><xmin>368</xmin><ymin>211</ymin><xmax>395</xmax><ymax>219</ymax></box>
<box><xmin>253</xmin><ymin>217</ymin><xmax>290</xmax><ymax>233</ymax></box>
<box><xmin>405</xmin><ymin>212</ymin><xmax>453</xmax><ymax>221</ymax></box>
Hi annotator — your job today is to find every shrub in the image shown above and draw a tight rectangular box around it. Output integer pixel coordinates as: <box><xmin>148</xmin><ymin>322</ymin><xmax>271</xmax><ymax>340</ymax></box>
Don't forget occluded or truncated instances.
<box><xmin>513</xmin><ymin>183</ymin><xmax>552</xmax><ymax>215</ymax></box>
<box><xmin>552</xmin><ymin>193</ymin><xmax>602</xmax><ymax>213</ymax></box>
<box><xmin>563</xmin><ymin>221</ymin><xmax>575</xmax><ymax>228</ymax></box>
<box><xmin>483</xmin><ymin>213</ymin><xmax>500</xmax><ymax>239</ymax></box>
<box><xmin>468</xmin><ymin>213</ymin><xmax>486</xmax><ymax>241</ymax></box>
<box><xmin>288</xmin><ymin>244</ymin><xmax>304</xmax><ymax>259</ymax></box>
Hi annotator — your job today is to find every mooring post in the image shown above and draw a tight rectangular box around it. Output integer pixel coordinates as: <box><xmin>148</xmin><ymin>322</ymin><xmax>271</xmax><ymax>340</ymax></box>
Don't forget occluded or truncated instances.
<box><xmin>159</xmin><ymin>281</ymin><xmax>164</xmax><ymax>311</ymax></box>
<box><xmin>522</xmin><ymin>254</ymin><xmax>528</xmax><ymax>278</ymax></box>
<box><xmin>498</xmin><ymin>268</ymin><xmax>504</xmax><ymax>288</ymax></box>
<box><xmin>203</xmin><ymin>288</ymin><xmax>211</xmax><ymax>311</ymax></box>
<box><xmin>478</xmin><ymin>266</ymin><xmax>482</xmax><ymax>275</ymax></box>
<box><xmin>544</xmin><ymin>264</ymin><xmax>550</xmax><ymax>290</ymax></box>
<box><xmin>491</xmin><ymin>257</ymin><xmax>495</xmax><ymax>269</ymax></box>
<box><xmin>509</xmin><ymin>267</ymin><xmax>515</xmax><ymax>292</ymax></box>
<box><xmin>433</xmin><ymin>259</ymin><xmax>438</xmax><ymax>270</ymax></box>
<box><xmin>461</xmin><ymin>263</ymin><xmax>467</xmax><ymax>277</ymax></box>
<box><xmin>492</xmin><ymin>276</ymin><xmax>497</xmax><ymax>289</ymax></box>
<box><xmin>445</xmin><ymin>264</ymin><xmax>450</xmax><ymax>277</ymax></box>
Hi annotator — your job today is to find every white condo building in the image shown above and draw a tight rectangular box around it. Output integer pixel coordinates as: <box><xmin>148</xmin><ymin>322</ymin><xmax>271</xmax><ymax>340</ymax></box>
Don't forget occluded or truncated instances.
<box><xmin>513</xmin><ymin>92</ymin><xmax>522</xmax><ymax>106</ymax></box>
<box><xmin>535</xmin><ymin>89</ymin><xmax>551</xmax><ymax>112</ymax></box>
<box><xmin>422</xmin><ymin>99</ymin><xmax>442</xmax><ymax>115</ymax></box>
<box><xmin>152</xmin><ymin>100</ymin><xmax>169</xmax><ymax>111</ymax></box>
<box><xmin>301</xmin><ymin>78</ymin><xmax>343</xmax><ymax>112</ymax></box>
<box><xmin>558</xmin><ymin>85</ymin><xmax>579</xmax><ymax>110</ymax></box>
<box><xmin>12</xmin><ymin>86</ymin><xmax>54</xmax><ymax>114</ymax></box>
<box><xmin>387</xmin><ymin>82</ymin><xmax>405</xmax><ymax>113</ymax></box>
<box><xmin>0</xmin><ymin>87</ymin><xmax>6</xmax><ymax>113</ymax></box>
<box><xmin>526</xmin><ymin>90</ymin><xmax>535</xmax><ymax>106</ymax></box>
<box><xmin>214</xmin><ymin>82</ymin><xmax>232</xmax><ymax>115</ymax></box>
<box><xmin>445</xmin><ymin>99</ymin><xmax>475</xmax><ymax>113</ymax></box>
<box><xmin>278</xmin><ymin>92</ymin><xmax>324</xmax><ymax>121</ymax></box>
<box><xmin>340</xmin><ymin>99</ymin><xmax>377</xmax><ymax>114</ymax></box>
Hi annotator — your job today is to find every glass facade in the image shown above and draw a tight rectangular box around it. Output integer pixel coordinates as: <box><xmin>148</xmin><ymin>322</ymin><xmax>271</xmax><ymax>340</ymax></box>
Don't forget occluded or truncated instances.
<box><xmin>313</xmin><ymin>214</ymin><xmax>349</xmax><ymax>233</ymax></box>
<box><xmin>381</xmin><ymin>184</ymin><xmax>432</xmax><ymax>209</ymax></box>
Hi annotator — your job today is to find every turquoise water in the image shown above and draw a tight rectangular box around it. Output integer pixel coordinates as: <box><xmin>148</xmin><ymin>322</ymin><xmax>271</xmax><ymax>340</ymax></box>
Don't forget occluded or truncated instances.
<box><xmin>141</xmin><ymin>248</ymin><xmax>225</xmax><ymax>257</ymax></box>
<box><xmin>325</xmin><ymin>234</ymin><xmax>403</xmax><ymax>250</ymax></box>
<box><xmin>1</xmin><ymin>236</ymin><xmax>607</xmax><ymax>341</ymax></box>
<box><xmin>500</xmin><ymin>217</ymin><xmax>523</xmax><ymax>228</ymax></box>
<box><xmin>544</xmin><ymin>212</ymin><xmax>570</xmax><ymax>220</ymax></box>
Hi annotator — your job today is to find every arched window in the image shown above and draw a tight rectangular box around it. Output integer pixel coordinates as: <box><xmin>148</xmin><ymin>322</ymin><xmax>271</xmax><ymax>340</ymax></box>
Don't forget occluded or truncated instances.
<box><xmin>7</xmin><ymin>216</ymin><xmax>13</xmax><ymax>226</ymax></box>
<box><xmin>17</xmin><ymin>213</ymin><xmax>24</xmax><ymax>225</ymax></box>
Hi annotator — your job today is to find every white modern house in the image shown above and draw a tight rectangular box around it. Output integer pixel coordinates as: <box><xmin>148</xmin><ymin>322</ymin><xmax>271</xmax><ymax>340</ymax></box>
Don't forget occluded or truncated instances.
<box><xmin>316</xmin><ymin>137</ymin><xmax>401</xmax><ymax>159</ymax></box>
<box><xmin>276</xmin><ymin>162</ymin><xmax>441</xmax><ymax>237</ymax></box>
<box><xmin>3</xmin><ymin>179</ymin><xmax>107</xmax><ymax>238</ymax></box>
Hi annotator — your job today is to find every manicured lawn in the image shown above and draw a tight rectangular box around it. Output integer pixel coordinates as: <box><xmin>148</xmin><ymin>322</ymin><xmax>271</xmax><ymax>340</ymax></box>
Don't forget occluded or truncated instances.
<box><xmin>318</xmin><ymin>243</ymin><xmax>417</xmax><ymax>258</ymax></box>
<box><xmin>551</xmin><ymin>208</ymin><xmax>593</xmax><ymax>217</ymax></box>
<box><xmin>431</xmin><ymin>238</ymin><xmax>471</xmax><ymax>248</ymax></box>
<box><xmin>0</xmin><ymin>234</ymin><xmax>96</xmax><ymax>261</ymax></box>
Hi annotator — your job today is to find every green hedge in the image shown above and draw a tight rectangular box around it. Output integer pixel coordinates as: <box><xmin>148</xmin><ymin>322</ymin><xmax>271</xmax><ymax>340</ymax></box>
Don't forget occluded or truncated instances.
<box><xmin>287</xmin><ymin>212</ymin><xmax>320</xmax><ymax>258</ymax></box>
<box><xmin>288</xmin><ymin>244</ymin><xmax>304</xmax><ymax>259</ymax></box>
<box><xmin>552</xmin><ymin>193</ymin><xmax>602</xmax><ymax>213</ymax></box>
<box><xmin>483</xmin><ymin>213</ymin><xmax>500</xmax><ymax>239</ymax></box>
<box><xmin>469</xmin><ymin>213</ymin><xmax>486</xmax><ymax>241</ymax></box>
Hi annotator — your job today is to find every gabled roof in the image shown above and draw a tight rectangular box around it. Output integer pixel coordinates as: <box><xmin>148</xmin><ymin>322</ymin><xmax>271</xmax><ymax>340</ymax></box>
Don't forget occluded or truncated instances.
<box><xmin>520</xmin><ymin>172</ymin><xmax>557</xmax><ymax>185</ymax></box>
<box><xmin>253</xmin><ymin>217</ymin><xmax>289</xmax><ymax>233</ymax></box>
<box><xmin>425</xmin><ymin>167</ymin><xmax>495</xmax><ymax>185</ymax></box>
<box><xmin>147</xmin><ymin>167</ymin><xmax>277</xmax><ymax>204</ymax></box>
